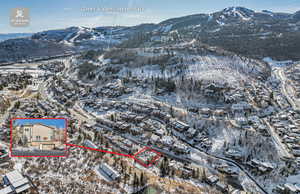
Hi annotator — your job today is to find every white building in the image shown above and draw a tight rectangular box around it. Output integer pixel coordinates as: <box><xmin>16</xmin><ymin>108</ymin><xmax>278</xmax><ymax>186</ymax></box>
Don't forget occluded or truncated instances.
<box><xmin>83</xmin><ymin>140</ymin><xmax>98</xmax><ymax>149</ymax></box>
<box><xmin>1</xmin><ymin>170</ymin><xmax>31</xmax><ymax>194</ymax></box>
<box><xmin>94</xmin><ymin>163</ymin><xmax>120</xmax><ymax>182</ymax></box>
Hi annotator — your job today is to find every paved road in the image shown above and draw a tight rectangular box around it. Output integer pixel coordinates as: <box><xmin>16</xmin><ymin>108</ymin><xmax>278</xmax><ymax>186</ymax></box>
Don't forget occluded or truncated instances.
<box><xmin>38</xmin><ymin>58</ymin><xmax>268</xmax><ymax>193</ymax></box>
<box><xmin>80</xmin><ymin>104</ymin><xmax>268</xmax><ymax>194</ymax></box>
<box><xmin>151</xmin><ymin>114</ymin><xmax>268</xmax><ymax>194</ymax></box>
<box><xmin>178</xmin><ymin>135</ymin><xmax>269</xmax><ymax>194</ymax></box>
<box><xmin>263</xmin><ymin>118</ymin><xmax>293</xmax><ymax>159</ymax></box>
<box><xmin>274</xmin><ymin>68</ymin><xmax>300</xmax><ymax>111</ymax></box>
<box><xmin>0</xmin><ymin>86</ymin><xmax>30</xmax><ymax>126</ymax></box>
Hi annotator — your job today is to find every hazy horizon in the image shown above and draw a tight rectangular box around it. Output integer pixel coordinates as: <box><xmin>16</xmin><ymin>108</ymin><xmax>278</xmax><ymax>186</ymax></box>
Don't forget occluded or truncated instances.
<box><xmin>1</xmin><ymin>0</ymin><xmax>300</xmax><ymax>33</ymax></box>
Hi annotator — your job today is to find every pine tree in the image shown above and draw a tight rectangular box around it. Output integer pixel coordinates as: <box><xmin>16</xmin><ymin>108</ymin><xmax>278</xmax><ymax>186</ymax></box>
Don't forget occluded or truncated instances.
<box><xmin>201</xmin><ymin>168</ymin><xmax>206</xmax><ymax>181</ymax></box>
<box><xmin>140</xmin><ymin>172</ymin><xmax>144</xmax><ymax>186</ymax></box>
<box><xmin>196</xmin><ymin>168</ymin><xmax>200</xmax><ymax>179</ymax></box>
<box><xmin>192</xmin><ymin>169</ymin><xmax>196</xmax><ymax>178</ymax></box>
<box><xmin>110</xmin><ymin>114</ymin><xmax>114</xmax><ymax>121</ymax></box>
<box><xmin>133</xmin><ymin>173</ymin><xmax>137</xmax><ymax>187</ymax></box>
<box><xmin>160</xmin><ymin>161</ymin><xmax>165</xmax><ymax>177</ymax></box>
<box><xmin>170</xmin><ymin>106</ymin><xmax>174</xmax><ymax>118</ymax></box>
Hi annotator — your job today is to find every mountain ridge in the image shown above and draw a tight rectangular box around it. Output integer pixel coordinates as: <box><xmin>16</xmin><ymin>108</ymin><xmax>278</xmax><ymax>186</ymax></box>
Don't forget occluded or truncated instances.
<box><xmin>1</xmin><ymin>6</ymin><xmax>300</xmax><ymax>63</ymax></box>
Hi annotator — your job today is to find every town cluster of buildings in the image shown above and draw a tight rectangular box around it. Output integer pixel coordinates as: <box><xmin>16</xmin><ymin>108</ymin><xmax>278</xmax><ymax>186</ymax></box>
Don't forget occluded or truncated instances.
<box><xmin>270</xmin><ymin>110</ymin><xmax>300</xmax><ymax>161</ymax></box>
<box><xmin>94</xmin><ymin>163</ymin><xmax>120</xmax><ymax>182</ymax></box>
<box><xmin>91</xmin><ymin>79</ymin><xmax>133</xmax><ymax>98</ymax></box>
<box><xmin>83</xmin><ymin>99</ymin><xmax>210</xmax><ymax>155</ymax></box>
<box><xmin>286</xmin><ymin>64</ymin><xmax>300</xmax><ymax>99</ymax></box>
<box><xmin>0</xmin><ymin>72</ymin><xmax>32</xmax><ymax>91</ymax></box>
<box><xmin>0</xmin><ymin>48</ymin><xmax>298</xmax><ymax>194</ymax></box>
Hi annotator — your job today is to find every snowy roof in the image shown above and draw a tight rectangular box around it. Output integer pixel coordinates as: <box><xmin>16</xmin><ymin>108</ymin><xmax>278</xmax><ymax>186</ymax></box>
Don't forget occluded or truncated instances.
<box><xmin>5</xmin><ymin>170</ymin><xmax>24</xmax><ymax>184</ymax></box>
<box><xmin>186</xmin><ymin>128</ymin><xmax>196</xmax><ymax>134</ymax></box>
<box><xmin>0</xmin><ymin>187</ymin><xmax>13</xmax><ymax>194</ymax></box>
<box><xmin>11</xmin><ymin>178</ymin><xmax>29</xmax><ymax>188</ymax></box>
<box><xmin>171</xmin><ymin>119</ymin><xmax>189</xmax><ymax>130</ymax></box>
<box><xmin>284</xmin><ymin>183</ymin><xmax>299</xmax><ymax>192</ymax></box>
<box><xmin>131</xmin><ymin>127</ymin><xmax>142</xmax><ymax>132</ymax></box>
<box><xmin>3</xmin><ymin>170</ymin><xmax>31</xmax><ymax>194</ymax></box>
<box><xmin>156</xmin><ymin>128</ymin><xmax>165</xmax><ymax>135</ymax></box>
<box><xmin>84</xmin><ymin>140</ymin><xmax>98</xmax><ymax>149</ymax></box>
<box><xmin>207</xmin><ymin>175</ymin><xmax>219</xmax><ymax>184</ymax></box>
<box><xmin>162</xmin><ymin>136</ymin><xmax>173</xmax><ymax>144</ymax></box>
<box><xmin>151</xmin><ymin>134</ymin><xmax>160</xmax><ymax>141</ymax></box>
<box><xmin>216</xmin><ymin>182</ymin><xmax>227</xmax><ymax>190</ymax></box>
<box><xmin>15</xmin><ymin>183</ymin><xmax>31</xmax><ymax>193</ymax></box>
<box><xmin>97</xmin><ymin>163</ymin><xmax>120</xmax><ymax>181</ymax></box>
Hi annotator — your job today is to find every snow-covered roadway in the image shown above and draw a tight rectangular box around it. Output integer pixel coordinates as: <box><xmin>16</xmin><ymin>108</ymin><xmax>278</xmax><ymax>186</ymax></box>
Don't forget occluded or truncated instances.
<box><xmin>274</xmin><ymin>68</ymin><xmax>300</xmax><ymax>111</ymax></box>
<box><xmin>263</xmin><ymin>118</ymin><xmax>293</xmax><ymax>159</ymax></box>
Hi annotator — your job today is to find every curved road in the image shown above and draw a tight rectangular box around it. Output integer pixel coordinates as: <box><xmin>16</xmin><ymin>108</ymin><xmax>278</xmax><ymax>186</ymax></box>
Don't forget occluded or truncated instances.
<box><xmin>77</xmin><ymin>100</ymin><xmax>269</xmax><ymax>194</ymax></box>
<box><xmin>274</xmin><ymin>68</ymin><xmax>300</xmax><ymax>111</ymax></box>
<box><xmin>39</xmin><ymin>58</ymin><xmax>268</xmax><ymax>193</ymax></box>
<box><xmin>179</xmin><ymin>135</ymin><xmax>268</xmax><ymax>194</ymax></box>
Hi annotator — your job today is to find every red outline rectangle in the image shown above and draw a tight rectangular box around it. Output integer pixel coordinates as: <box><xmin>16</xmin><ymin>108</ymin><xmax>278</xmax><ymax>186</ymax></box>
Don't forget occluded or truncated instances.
<box><xmin>10</xmin><ymin>118</ymin><xmax>68</xmax><ymax>157</ymax></box>
<box><xmin>65</xmin><ymin>142</ymin><xmax>162</xmax><ymax>168</ymax></box>
<box><xmin>133</xmin><ymin>146</ymin><xmax>148</xmax><ymax>157</ymax></box>
<box><xmin>133</xmin><ymin>147</ymin><xmax>162</xmax><ymax>167</ymax></box>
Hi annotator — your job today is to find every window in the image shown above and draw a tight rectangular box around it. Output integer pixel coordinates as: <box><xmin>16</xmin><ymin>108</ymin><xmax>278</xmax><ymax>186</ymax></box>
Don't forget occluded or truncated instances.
<box><xmin>36</xmin><ymin>136</ymin><xmax>40</xmax><ymax>141</ymax></box>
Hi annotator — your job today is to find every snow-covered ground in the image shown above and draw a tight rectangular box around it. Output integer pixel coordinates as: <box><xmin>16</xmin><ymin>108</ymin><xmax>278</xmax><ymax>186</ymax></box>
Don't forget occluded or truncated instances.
<box><xmin>286</xmin><ymin>172</ymin><xmax>300</xmax><ymax>185</ymax></box>
<box><xmin>263</xmin><ymin>57</ymin><xmax>294</xmax><ymax>67</ymax></box>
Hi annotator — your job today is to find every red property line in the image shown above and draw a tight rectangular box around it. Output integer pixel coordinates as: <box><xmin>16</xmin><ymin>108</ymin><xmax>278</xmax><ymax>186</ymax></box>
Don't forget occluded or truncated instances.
<box><xmin>66</xmin><ymin>143</ymin><xmax>162</xmax><ymax>168</ymax></box>
<box><xmin>133</xmin><ymin>153</ymin><xmax>162</xmax><ymax>168</ymax></box>
<box><xmin>132</xmin><ymin>157</ymin><xmax>150</xmax><ymax>167</ymax></box>
<box><xmin>149</xmin><ymin>153</ymin><xmax>162</xmax><ymax>164</ymax></box>
<box><xmin>133</xmin><ymin>146</ymin><xmax>148</xmax><ymax>157</ymax></box>
<box><xmin>148</xmin><ymin>155</ymin><xmax>161</xmax><ymax>167</ymax></box>
<box><xmin>134</xmin><ymin>150</ymin><xmax>162</xmax><ymax>167</ymax></box>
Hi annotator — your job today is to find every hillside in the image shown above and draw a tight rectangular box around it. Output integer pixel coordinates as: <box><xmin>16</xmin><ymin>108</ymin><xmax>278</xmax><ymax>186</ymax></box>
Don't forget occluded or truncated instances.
<box><xmin>1</xmin><ymin>6</ymin><xmax>300</xmax><ymax>63</ymax></box>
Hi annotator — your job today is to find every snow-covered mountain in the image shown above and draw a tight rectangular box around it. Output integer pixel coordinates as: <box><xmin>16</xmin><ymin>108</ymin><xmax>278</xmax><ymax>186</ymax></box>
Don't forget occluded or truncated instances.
<box><xmin>1</xmin><ymin>6</ymin><xmax>300</xmax><ymax>63</ymax></box>
<box><xmin>142</xmin><ymin>7</ymin><xmax>300</xmax><ymax>60</ymax></box>
<box><xmin>157</xmin><ymin>6</ymin><xmax>299</xmax><ymax>31</ymax></box>
<box><xmin>31</xmin><ymin>24</ymin><xmax>157</xmax><ymax>45</ymax></box>
<box><xmin>32</xmin><ymin>26</ymin><xmax>121</xmax><ymax>44</ymax></box>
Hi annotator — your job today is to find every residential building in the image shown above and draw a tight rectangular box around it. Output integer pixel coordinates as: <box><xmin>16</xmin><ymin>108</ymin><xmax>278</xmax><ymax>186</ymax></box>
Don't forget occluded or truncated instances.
<box><xmin>1</xmin><ymin>170</ymin><xmax>31</xmax><ymax>194</ymax></box>
<box><xmin>94</xmin><ymin>163</ymin><xmax>120</xmax><ymax>182</ymax></box>
<box><xmin>17</xmin><ymin>123</ymin><xmax>64</xmax><ymax>150</ymax></box>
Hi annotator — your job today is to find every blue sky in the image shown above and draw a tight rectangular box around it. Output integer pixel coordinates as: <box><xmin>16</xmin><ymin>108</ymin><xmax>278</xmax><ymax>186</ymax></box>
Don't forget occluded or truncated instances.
<box><xmin>14</xmin><ymin>119</ymin><xmax>66</xmax><ymax>129</ymax></box>
<box><xmin>1</xmin><ymin>0</ymin><xmax>300</xmax><ymax>33</ymax></box>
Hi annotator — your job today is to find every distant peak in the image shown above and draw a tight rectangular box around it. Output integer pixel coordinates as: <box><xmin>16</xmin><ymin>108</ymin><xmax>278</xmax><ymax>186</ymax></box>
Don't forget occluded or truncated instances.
<box><xmin>220</xmin><ymin>6</ymin><xmax>255</xmax><ymax>20</ymax></box>
<box><xmin>262</xmin><ymin>10</ymin><xmax>273</xmax><ymax>14</ymax></box>
<box><xmin>223</xmin><ymin>6</ymin><xmax>254</xmax><ymax>13</ymax></box>
<box><xmin>294</xmin><ymin>10</ymin><xmax>300</xmax><ymax>15</ymax></box>
<box><xmin>292</xmin><ymin>10</ymin><xmax>300</xmax><ymax>20</ymax></box>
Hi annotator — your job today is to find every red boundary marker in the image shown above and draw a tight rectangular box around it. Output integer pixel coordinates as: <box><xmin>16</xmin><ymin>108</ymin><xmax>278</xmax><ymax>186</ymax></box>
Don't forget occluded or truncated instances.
<box><xmin>66</xmin><ymin>144</ymin><xmax>162</xmax><ymax>168</ymax></box>
<box><xmin>133</xmin><ymin>147</ymin><xmax>162</xmax><ymax>167</ymax></box>
<box><xmin>10</xmin><ymin>118</ymin><xmax>68</xmax><ymax>157</ymax></box>
<box><xmin>133</xmin><ymin>146</ymin><xmax>148</xmax><ymax>157</ymax></box>
<box><xmin>9</xmin><ymin>118</ymin><xmax>162</xmax><ymax>166</ymax></box>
